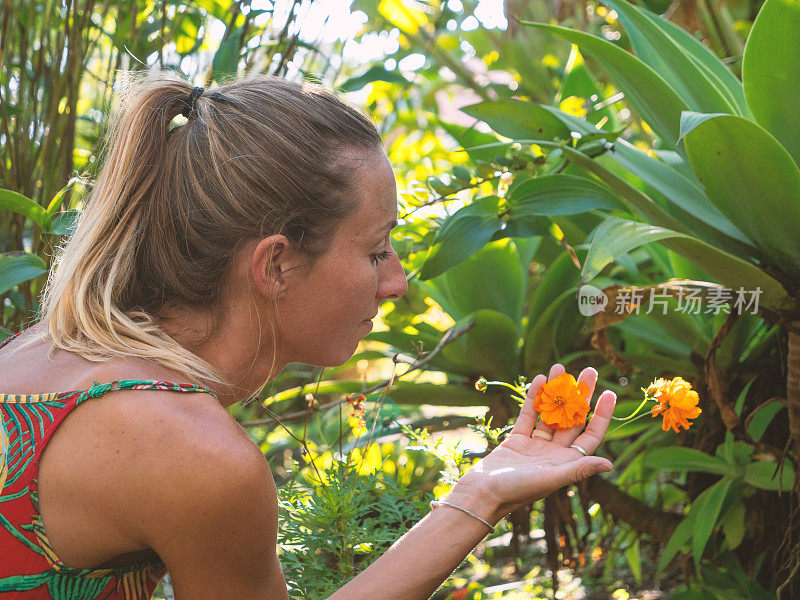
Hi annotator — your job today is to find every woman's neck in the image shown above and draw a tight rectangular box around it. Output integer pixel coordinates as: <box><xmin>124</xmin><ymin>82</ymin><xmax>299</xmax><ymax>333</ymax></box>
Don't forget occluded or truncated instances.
<box><xmin>161</xmin><ymin>302</ymin><xmax>286</xmax><ymax>407</ymax></box>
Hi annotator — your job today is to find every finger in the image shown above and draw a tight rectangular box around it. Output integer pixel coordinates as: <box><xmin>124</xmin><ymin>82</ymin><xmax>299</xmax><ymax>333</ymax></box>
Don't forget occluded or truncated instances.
<box><xmin>549</xmin><ymin>455</ymin><xmax>613</xmax><ymax>491</ymax></box>
<box><xmin>570</xmin><ymin>390</ymin><xmax>617</xmax><ymax>455</ymax></box>
<box><xmin>548</xmin><ymin>363</ymin><xmax>565</xmax><ymax>381</ymax></box>
<box><xmin>531</xmin><ymin>364</ymin><xmax>566</xmax><ymax>438</ymax></box>
<box><xmin>553</xmin><ymin>367</ymin><xmax>598</xmax><ymax>445</ymax></box>
<box><xmin>509</xmin><ymin>374</ymin><xmax>546</xmax><ymax>437</ymax></box>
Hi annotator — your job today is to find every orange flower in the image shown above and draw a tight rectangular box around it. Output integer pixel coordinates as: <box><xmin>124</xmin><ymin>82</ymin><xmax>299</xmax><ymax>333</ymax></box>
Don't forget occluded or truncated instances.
<box><xmin>648</xmin><ymin>377</ymin><xmax>702</xmax><ymax>433</ymax></box>
<box><xmin>534</xmin><ymin>372</ymin><xmax>591</xmax><ymax>430</ymax></box>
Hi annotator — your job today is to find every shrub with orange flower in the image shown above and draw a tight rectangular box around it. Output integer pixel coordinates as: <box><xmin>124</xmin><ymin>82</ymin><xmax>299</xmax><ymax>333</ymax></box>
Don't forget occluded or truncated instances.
<box><xmin>533</xmin><ymin>372</ymin><xmax>591</xmax><ymax>430</ymax></box>
<box><xmin>647</xmin><ymin>377</ymin><xmax>702</xmax><ymax>433</ymax></box>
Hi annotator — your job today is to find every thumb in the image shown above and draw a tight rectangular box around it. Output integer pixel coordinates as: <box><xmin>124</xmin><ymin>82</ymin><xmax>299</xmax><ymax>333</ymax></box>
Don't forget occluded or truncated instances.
<box><xmin>552</xmin><ymin>456</ymin><xmax>613</xmax><ymax>489</ymax></box>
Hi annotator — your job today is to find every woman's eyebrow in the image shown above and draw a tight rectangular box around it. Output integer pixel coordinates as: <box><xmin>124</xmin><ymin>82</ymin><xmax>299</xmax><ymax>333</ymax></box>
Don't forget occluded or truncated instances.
<box><xmin>376</xmin><ymin>219</ymin><xmax>398</xmax><ymax>233</ymax></box>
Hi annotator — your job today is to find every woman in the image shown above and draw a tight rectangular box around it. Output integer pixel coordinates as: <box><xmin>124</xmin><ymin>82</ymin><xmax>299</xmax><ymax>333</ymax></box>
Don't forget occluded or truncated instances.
<box><xmin>0</xmin><ymin>70</ymin><xmax>617</xmax><ymax>600</ymax></box>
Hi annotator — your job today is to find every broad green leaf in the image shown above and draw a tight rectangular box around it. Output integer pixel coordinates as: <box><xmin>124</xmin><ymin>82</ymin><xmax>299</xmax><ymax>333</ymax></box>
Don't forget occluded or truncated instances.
<box><xmin>437</xmin><ymin>238</ymin><xmax>525</xmax><ymax>322</ymax></box>
<box><xmin>626</xmin><ymin>2</ymin><xmax>749</xmax><ymax>116</ymax></box>
<box><xmin>525</xmin><ymin>251</ymin><xmax>580</xmax><ymax>337</ymax></box>
<box><xmin>642</xmin><ymin>446</ymin><xmax>732</xmax><ymax>476</ymax></box>
<box><xmin>0</xmin><ymin>189</ymin><xmax>50</xmax><ymax>230</ymax></box>
<box><xmin>437</xmin><ymin>119</ymin><xmax>505</xmax><ymax>163</ymax></box>
<box><xmin>0</xmin><ymin>253</ymin><xmax>48</xmax><ymax>295</ymax></box>
<box><xmin>746</xmin><ymin>399</ymin><xmax>784</xmax><ymax>442</ymax></box>
<box><xmin>580</xmin><ymin>217</ymin><xmax>788</xmax><ymax>311</ymax></box>
<box><xmin>720</xmin><ymin>499</ymin><xmax>746</xmax><ymax>550</ymax></box>
<box><xmin>692</xmin><ymin>477</ymin><xmax>734</xmax><ymax>567</ymax></box>
<box><xmin>678</xmin><ymin>111</ymin><xmax>727</xmax><ymax>141</ymax></box>
<box><xmin>582</xmin><ymin>217</ymin><xmax>679</xmax><ymax>283</ymax></box>
<box><xmin>743</xmin><ymin>460</ymin><xmax>795</xmax><ymax>491</ymax></box>
<box><xmin>507</xmin><ymin>174</ymin><xmax>621</xmax><ymax>216</ymax></box>
<box><xmin>656</xmin><ymin>511</ymin><xmax>695</xmax><ymax>575</ymax></box>
<box><xmin>338</xmin><ymin>65</ymin><xmax>406</xmax><ymax>93</ymax></box>
<box><xmin>461</xmin><ymin>99</ymin><xmax>570</xmax><ymax>141</ymax></box>
<box><xmin>419</xmin><ymin>196</ymin><xmax>502</xmax><ymax>280</ymax></box>
<box><xmin>441</xmin><ymin>309</ymin><xmax>520</xmax><ymax>381</ymax></box>
<box><xmin>211</xmin><ymin>28</ymin><xmax>242</xmax><ymax>81</ymax></box>
<box><xmin>538</xmin><ymin>103</ymin><xmax>606</xmax><ymax>136</ymax></box>
<box><xmin>607</xmin><ymin>139</ymin><xmax>752</xmax><ymax>249</ymax></box>
<box><xmin>523</xmin><ymin>21</ymin><xmax>689</xmax><ymax>148</ymax></box>
<box><xmin>605</xmin><ymin>0</ymin><xmax>739</xmax><ymax>115</ymax></box>
<box><xmin>681</xmin><ymin>113</ymin><xmax>800</xmax><ymax>280</ymax></box>
<box><xmin>742</xmin><ymin>0</ymin><xmax>800</xmax><ymax>167</ymax></box>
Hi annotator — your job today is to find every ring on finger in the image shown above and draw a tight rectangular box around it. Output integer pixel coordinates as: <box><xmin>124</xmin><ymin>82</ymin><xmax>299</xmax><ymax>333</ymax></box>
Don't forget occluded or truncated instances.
<box><xmin>532</xmin><ymin>430</ymin><xmax>553</xmax><ymax>441</ymax></box>
<box><xmin>570</xmin><ymin>443</ymin><xmax>589</xmax><ymax>456</ymax></box>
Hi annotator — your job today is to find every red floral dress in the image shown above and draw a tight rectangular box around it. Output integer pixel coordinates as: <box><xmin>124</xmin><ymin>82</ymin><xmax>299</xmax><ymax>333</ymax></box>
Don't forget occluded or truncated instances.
<box><xmin>0</xmin><ymin>330</ymin><xmax>217</xmax><ymax>599</ymax></box>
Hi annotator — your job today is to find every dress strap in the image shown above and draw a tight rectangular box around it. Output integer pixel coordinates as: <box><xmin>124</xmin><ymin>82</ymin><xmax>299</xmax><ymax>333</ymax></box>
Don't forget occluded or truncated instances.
<box><xmin>83</xmin><ymin>379</ymin><xmax>217</xmax><ymax>400</ymax></box>
<box><xmin>0</xmin><ymin>329</ymin><xmax>24</xmax><ymax>350</ymax></box>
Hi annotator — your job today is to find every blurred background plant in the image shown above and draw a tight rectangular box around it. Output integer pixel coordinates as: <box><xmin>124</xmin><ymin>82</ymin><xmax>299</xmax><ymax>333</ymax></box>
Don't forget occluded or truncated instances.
<box><xmin>2</xmin><ymin>0</ymin><xmax>796</xmax><ymax>598</ymax></box>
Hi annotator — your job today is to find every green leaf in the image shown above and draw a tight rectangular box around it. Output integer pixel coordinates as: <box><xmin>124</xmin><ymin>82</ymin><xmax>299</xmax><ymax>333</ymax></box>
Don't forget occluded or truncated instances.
<box><xmin>692</xmin><ymin>476</ymin><xmax>734</xmax><ymax>568</ymax></box>
<box><xmin>211</xmin><ymin>28</ymin><xmax>243</xmax><ymax>81</ymax></box>
<box><xmin>441</xmin><ymin>309</ymin><xmax>521</xmax><ymax>381</ymax></box>
<box><xmin>49</xmin><ymin>209</ymin><xmax>80</xmax><ymax>236</ymax></box>
<box><xmin>747</xmin><ymin>399</ymin><xmax>784</xmax><ymax>442</ymax></box>
<box><xmin>657</xmin><ymin>511</ymin><xmax>695</xmax><ymax>576</ymax></box>
<box><xmin>743</xmin><ymin>460</ymin><xmax>795</xmax><ymax>491</ymax></box>
<box><xmin>437</xmin><ymin>119</ymin><xmax>505</xmax><ymax>163</ymax></box>
<box><xmin>582</xmin><ymin>217</ymin><xmax>678</xmax><ymax>283</ymax></box>
<box><xmin>580</xmin><ymin>216</ymin><xmax>788</xmax><ymax>311</ymax></box>
<box><xmin>419</xmin><ymin>196</ymin><xmax>502</xmax><ymax>280</ymax></box>
<box><xmin>642</xmin><ymin>446</ymin><xmax>732</xmax><ymax>476</ymax></box>
<box><xmin>436</xmin><ymin>238</ymin><xmax>526</xmax><ymax>322</ymax></box>
<box><xmin>681</xmin><ymin>113</ymin><xmax>800</xmax><ymax>279</ymax></box>
<box><xmin>720</xmin><ymin>499</ymin><xmax>746</xmax><ymax>550</ymax></box>
<box><xmin>742</xmin><ymin>0</ymin><xmax>800</xmax><ymax>167</ymax></box>
<box><xmin>461</xmin><ymin>99</ymin><xmax>571</xmax><ymax>140</ymax></box>
<box><xmin>0</xmin><ymin>253</ymin><xmax>48</xmax><ymax>295</ymax></box>
<box><xmin>625</xmin><ymin>538</ymin><xmax>642</xmax><ymax>583</ymax></box>
<box><xmin>338</xmin><ymin>65</ymin><xmax>407</xmax><ymax>93</ymax></box>
<box><xmin>0</xmin><ymin>189</ymin><xmax>50</xmax><ymax>230</ymax></box>
<box><xmin>522</xmin><ymin>21</ymin><xmax>689</xmax><ymax>148</ymax></box>
<box><xmin>734</xmin><ymin>377</ymin><xmax>757</xmax><ymax>416</ymax></box>
<box><xmin>607</xmin><ymin>139</ymin><xmax>752</xmax><ymax>249</ymax></box>
<box><xmin>678</xmin><ymin>111</ymin><xmax>728</xmax><ymax>141</ymax></box>
<box><xmin>605</xmin><ymin>0</ymin><xmax>740</xmax><ymax>115</ymax></box>
<box><xmin>507</xmin><ymin>173</ymin><xmax>621</xmax><ymax>216</ymax></box>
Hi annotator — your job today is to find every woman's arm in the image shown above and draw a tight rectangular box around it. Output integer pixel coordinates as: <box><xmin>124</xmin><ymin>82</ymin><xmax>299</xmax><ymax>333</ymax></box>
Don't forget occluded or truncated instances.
<box><xmin>326</xmin><ymin>365</ymin><xmax>615</xmax><ymax>600</ymax></box>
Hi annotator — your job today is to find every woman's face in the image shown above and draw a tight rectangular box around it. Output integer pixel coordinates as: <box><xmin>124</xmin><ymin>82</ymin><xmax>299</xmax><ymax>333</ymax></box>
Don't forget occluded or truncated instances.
<box><xmin>274</xmin><ymin>149</ymin><xmax>408</xmax><ymax>367</ymax></box>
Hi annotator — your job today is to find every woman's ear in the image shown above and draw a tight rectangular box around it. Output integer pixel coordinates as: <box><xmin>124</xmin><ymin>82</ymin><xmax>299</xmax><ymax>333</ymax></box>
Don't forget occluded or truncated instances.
<box><xmin>250</xmin><ymin>234</ymin><xmax>303</xmax><ymax>299</ymax></box>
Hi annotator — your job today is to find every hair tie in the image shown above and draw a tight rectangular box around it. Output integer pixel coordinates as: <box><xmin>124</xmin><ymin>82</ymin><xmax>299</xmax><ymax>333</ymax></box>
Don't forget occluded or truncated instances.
<box><xmin>181</xmin><ymin>86</ymin><xmax>205</xmax><ymax>118</ymax></box>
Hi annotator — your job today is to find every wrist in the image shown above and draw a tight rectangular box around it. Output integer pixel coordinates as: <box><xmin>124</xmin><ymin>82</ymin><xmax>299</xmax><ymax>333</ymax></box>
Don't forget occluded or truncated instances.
<box><xmin>439</xmin><ymin>487</ymin><xmax>508</xmax><ymax>527</ymax></box>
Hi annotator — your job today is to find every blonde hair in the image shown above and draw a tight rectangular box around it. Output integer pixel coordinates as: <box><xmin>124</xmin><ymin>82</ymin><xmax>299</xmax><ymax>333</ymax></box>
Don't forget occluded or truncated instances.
<box><xmin>38</xmin><ymin>69</ymin><xmax>382</xmax><ymax>387</ymax></box>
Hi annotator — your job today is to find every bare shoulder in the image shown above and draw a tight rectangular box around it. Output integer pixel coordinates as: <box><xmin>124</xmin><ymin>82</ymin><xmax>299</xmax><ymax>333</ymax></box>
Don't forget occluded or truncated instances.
<box><xmin>80</xmin><ymin>387</ymin><xmax>285</xmax><ymax>599</ymax></box>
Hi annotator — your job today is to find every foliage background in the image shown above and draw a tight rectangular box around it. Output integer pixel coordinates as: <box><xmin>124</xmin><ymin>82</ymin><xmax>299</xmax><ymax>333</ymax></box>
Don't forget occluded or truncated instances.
<box><xmin>1</xmin><ymin>0</ymin><xmax>797</xmax><ymax>599</ymax></box>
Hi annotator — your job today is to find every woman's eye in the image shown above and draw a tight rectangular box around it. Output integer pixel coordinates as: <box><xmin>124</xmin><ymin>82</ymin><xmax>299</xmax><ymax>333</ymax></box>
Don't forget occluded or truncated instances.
<box><xmin>371</xmin><ymin>250</ymin><xmax>392</xmax><ymax>265</ymax></box>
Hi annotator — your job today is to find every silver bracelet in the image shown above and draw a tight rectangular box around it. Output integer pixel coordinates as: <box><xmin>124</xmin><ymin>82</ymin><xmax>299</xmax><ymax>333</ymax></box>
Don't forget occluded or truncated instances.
<box><xmin>429</xmin><ymin>500</ymin><xmax>494</xmax><ymax>533</ymax></box>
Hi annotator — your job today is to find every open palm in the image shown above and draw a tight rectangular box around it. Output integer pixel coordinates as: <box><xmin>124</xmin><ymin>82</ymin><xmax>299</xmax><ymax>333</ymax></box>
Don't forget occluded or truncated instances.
<box><xmin>453</xmin><ymin>364</ymin><xmax>617</xmax><ymax>517</ymax></box>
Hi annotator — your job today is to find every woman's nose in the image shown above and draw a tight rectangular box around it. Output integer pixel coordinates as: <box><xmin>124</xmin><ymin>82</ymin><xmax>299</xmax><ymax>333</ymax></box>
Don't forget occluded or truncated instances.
<box><xmin>379</xmin><ymin>253</ymin><xmax>408</xmax><ymax>300</ymax></box>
